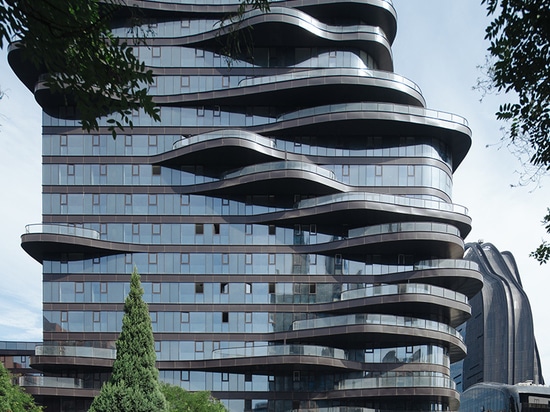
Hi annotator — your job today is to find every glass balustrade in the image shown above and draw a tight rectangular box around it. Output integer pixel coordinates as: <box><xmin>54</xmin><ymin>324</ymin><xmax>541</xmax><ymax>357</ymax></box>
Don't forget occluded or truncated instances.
<box><xmin>35</xmin><ymin>345</ymin><xmax>116</xmax><ymax>359</ymax></box>
<box><xmin>340</xmin><ymin>283</ymin><xmax>468</xmax><ymax>304</ymax></box>
<box><xmin>348</xmin><ymin>222</ymin><xmax>461</xmax><ymax>238</ymax></box>
<box><xmin>173</xmin><ymin>129</ymin><xmax>276</xmax><ymax>150</ymax></box>
<box><xmin>278</xmin><ymin>102</ymin><xmax>469</xmax><ymax>127</ymax></box>
<box><xmin>292</xmin><ymin>314</ymin><xmax>463</xmax><ymax>341</ymax></box>
<box><xmin>222</xmin><ymin>161</ymin><xmax>336</xmax><ymax>180</ymax></box>
<box><xmin>212</xmin><ymin>344</ymin><xmax>346</xmax><ymax>360</ymax></box>
<box><xmin>25</xmin><ymin>224</ymin><xmax>100</xmax><ymax>240</ymax></box>
<box><xmin>296</xmin><ymin>192</ymin><xmax>468</xmax><ymax>215</ymax></box>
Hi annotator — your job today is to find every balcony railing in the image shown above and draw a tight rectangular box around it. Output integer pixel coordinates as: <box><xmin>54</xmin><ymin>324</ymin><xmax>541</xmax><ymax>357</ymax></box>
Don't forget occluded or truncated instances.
<box><xmin>19</xmin><ymin>376</ymin><xmax>84</xmax><ymax>389</ymax></box>
<box><xmin>212</xmin><ymin>344</ymin><xmax>346</xmax><ymax>360</ymax></box>
<box><xmin>222</xmin><ymin>161</ymin><xmax>336</xmax><ymax>180</ymax></box>
<box><xmin>337</xmin><ymin>373</ymin><xmax>456</xmax><ymax>390</ymax></box>
<box><xmin>278</xmin><ymin>102</ymin><xmax>469</xmax><ymax>127</ymax></box>
<box><xmin>173</xmin><ymin>129</ymin><xmax>276</xmax><ymax>150</ymax></box>
<box><xmin>296</xmin><ymin>192</ymin><xmax>468</xmax><ymax>215</ymax></box>
<box><xmin>35</xmin><ymin>345</ymin><xmax>116</xmax><ymax>359</ymax></box>
<box><xmin>291</xmin><ymin>314</ymin><xmax>463</xmax><ymax>341</ymax></box>
<box><xmin>238</xmin><ymin>68</ymin><xmax>422</xmax><ymax>96</ymax></box>
<box><xmin>340</xmin><ymin>283</ymin><xmax>468</xmax><ymax>304</ymax></box>
<box><xmin>24</xmin><ymin>224</ymin><xmax>100</xmax><ymax>240</ymax></box>
<box><xmin>348</xmin><ymin>222</ymin><xmax>461</xmax><ymax>239</ymax></box>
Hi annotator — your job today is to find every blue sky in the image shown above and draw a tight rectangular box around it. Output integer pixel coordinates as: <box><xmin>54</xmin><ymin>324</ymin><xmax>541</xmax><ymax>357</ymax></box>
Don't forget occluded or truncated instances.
<box><xmin>0</xmin><ymin>0</ymin><xmax>548</xmax><ymax>379</ymax></box>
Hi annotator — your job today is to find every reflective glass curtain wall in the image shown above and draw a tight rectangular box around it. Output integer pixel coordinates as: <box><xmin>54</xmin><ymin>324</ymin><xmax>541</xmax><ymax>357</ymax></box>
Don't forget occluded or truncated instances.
<box><xmin>11</xmin><ymin>1</ymin><xmax>482</xmax><ymax>411</ymax></box>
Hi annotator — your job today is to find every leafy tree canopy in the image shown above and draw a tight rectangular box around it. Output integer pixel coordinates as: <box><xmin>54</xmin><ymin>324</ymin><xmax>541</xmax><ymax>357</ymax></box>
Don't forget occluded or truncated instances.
<box><xmin>161</xmin><ymin>383</ymin><xmax>228</xmax><ymax>412</ymax></box>
<box><xmin>0</xmin><ymin>0</ymin><xmax>270</xmax><ymax>137</ymax></box>
<box><xmin>0</xmin><ymin>0</ymin><xmax>159</xmax><ymax>137</ymax></box>
<box><xmin>88</xmin><ymin>268</ymin><xmax>167</xmax><ymax>412</ymax></box>
<box><xmin>0</xmin><ymin>361</ymin><xmax>43</xmax><ymax>412</ymax></box>
<box><xmin>482</xmin><ymin>0</ymin><xmax>550</xmax><ymax>263</ymax></box>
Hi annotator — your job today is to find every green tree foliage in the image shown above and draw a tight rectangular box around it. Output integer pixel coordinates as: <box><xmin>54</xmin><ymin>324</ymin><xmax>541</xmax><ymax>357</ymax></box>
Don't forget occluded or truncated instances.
<box><xmin>161</xmin><ymin>383</ymin><xmax>227</xmax><ymax>412</ymax></box>
<box><xmin>0</xmin><ymin>0</ymin><xmax>159</xmax><ymax>137</ymax></box>
<box><xmin>88</xmin><ymin>268</ymin><xmax>167</xmax><ymax>412</ymax></box>
<box><xmin>482</xmin><ymin>0</ymin><xmax>550</xmax><ymax>263</ymax></box>
<box><xmin>218</xmin><ymin>0</ymin><xmax>270</xmax><ymax>64</ymax></box>
<box><xmin>0</xmin><ymin>361</ymin><xmax>42</xmax><ymax>412</ymax></box>
<box><xmin>0</xmin><ymin>0</ymin><xmax>271</xmax><ymax>136</ymax></box>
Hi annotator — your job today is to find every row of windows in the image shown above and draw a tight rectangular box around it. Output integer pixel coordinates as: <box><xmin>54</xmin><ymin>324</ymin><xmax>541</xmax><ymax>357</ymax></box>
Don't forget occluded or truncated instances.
<box><xmin>158</xmin><ymin>370</ymin><xmax>452</xmax><ymax>394</ymax></box>
<box><xmin>44</xmin><ymin>310</ymin><xmax>309</xmax><ymax>334</ymax></box>
<box><xmin>135</xmin><ymin>45</ymin><xmax>376</xmax><ymax>70</ymax></box>
<box><xmin>116</xmin><ymin>17</ymin><xmax>379</xmax><ymax>68</ymax></box>
<box><xmin>45</xmin><ymin>191</ymin><xmax>452</xmax><ymax>217</ymax></box>
<box><xmin>43</xmin><ymin>106</ymin><xmax>269</xmax><ymax>128</ymax></box>
<box><xmin>44</xmin><ymin>193</ymin><xmax>287</xmax><ymax>216</ymax></box>
<box><xmin>44</xmin><ymin>133</ymin><xmax>450</xmax><ymax>168</ymax></box>
<box><xmin>42</xmin><ymin>222</ymin><xmax>328</xmax><ymax>246</ymax></box>
<box><xmin>42</xmin><ymin>253</ymin><xmax>428</xmax><ymax>276</ymax></box>
<box><xmin>44</xmin><ymin>280</ymin><xmax>360</xmax><ymax>304</ymax></box>
<box><xmin>47</xmin><ymin>99</ymin><xmax>448</xmax><ymax>129</ymax></box>
<box><xmin>43</xmin><ymin>163</ymin><xmax>452</xmax><ymax>196</ymax></box>
<box><xmin>44</xmin><ymin>309</ymin><xmax>460</xmax><ymax>337</ymax></box>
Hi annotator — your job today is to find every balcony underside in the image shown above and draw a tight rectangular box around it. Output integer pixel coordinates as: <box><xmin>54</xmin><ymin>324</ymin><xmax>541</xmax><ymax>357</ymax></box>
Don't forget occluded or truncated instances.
<box><xmin>281</xmin><ymin>324</ymin><xmax>466</xmax><ymax>363</ymax></box>
<box><xmin>44</xmin><ymin>326</ymin><xmax>466</xmax><ymax>364</ymax></box>
<box><xmin>154</xmin><ymin>77</ymin><xmax>425</xmax><ymax>111</ymax></box>
<box><xmin>161</xmin><ymin>355</ymin><xmax>361</xmax><ymax>374</ymax></box>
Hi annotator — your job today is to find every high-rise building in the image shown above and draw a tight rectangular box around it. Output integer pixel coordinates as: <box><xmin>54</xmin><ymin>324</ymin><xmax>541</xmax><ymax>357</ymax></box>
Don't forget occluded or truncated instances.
<box><xmin>8</xmin><ymin>1</ymin><xmax>482</xmax><ymax>411</ymax></box>
<box><xmin>452</xmin><ymin>242</ymin><xmax>544</xmax><ymax>392</ymax></box>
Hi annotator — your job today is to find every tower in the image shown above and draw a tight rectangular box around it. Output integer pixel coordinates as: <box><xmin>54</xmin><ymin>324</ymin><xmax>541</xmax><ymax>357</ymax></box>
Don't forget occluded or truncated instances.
<box><xmin>8</xmin><ymin>1</ymin><xmax>482</xmax><ymax>411</ymax></box>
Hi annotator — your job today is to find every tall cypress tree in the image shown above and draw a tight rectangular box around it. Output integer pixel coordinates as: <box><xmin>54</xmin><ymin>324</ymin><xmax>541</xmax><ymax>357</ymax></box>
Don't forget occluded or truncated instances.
<box><xmin>89</xmin><ymin>268</ymin><xmax>167</xmax><ymax>412</ymax></box>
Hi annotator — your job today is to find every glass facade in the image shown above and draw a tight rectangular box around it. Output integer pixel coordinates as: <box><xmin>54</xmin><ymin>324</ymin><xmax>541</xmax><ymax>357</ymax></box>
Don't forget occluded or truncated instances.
<box><xmin>10</xmin><ymin>0</ymin><xmax>482</xmax><ymax>411</ymax></box>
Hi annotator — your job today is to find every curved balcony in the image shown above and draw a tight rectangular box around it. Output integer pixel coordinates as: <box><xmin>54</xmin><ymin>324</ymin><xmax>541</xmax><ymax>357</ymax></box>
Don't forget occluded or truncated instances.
<box><xmin>31</xmin><ymin>346</ymin><xmax>116</xmax><ymax>373</ymax></box>
<box><xmin>287</xmin><ymin>192</ymin><xmax>472</xmax><ymax>237</ymax></box>
<box><xmin>191</xmin><ymin>161</ymin><xmax>347</xmax><ymax>205</ymax></box>
<box><xmin>197</xmin><ymin>344</ymin><xmax>358</xmax><ymax>373</ymax></box>
<box><xmin>158</xmin><ymin>7</ymin><xmax>393</xmax><ymax>71</ymax></box>
<box><xmin>154</xmin><ymin>130</ymin><xmax>284</xmax><ymax>177</ymax></box>
<box><xmin>299</xmin><ymin>221</ymin><xmax>464</xmax><ymax>262</ymax></box>
<box><xmin>338</xmin><ymin>283</ymin><xmax>470</xmax><ymax>327</ymax></box>
<box><xmin>18</xmin><ymin>375</ymin><xmax>99</xmax><ymax>399</ymax></box>
<box><xmin>124</xmin><ymin>0</ymin><xmax>398</xmax><ymax>44</ymax></box>
<box><xmin>330</xmin><ymin>373</ymin><xmax>459</xmax><ymax>410</ymax></box>
<box><xmin>21</xmin><ymin>223</ymin><xmax>130</xmax><ymax>263</ymax></box>
<box><xmin>158</xmin><ymin>343</ymin><xmax>452</xmax><ymax>376</ymax></box>
<box><xmin>154</xmin><ymin>68</ymin><xmax>424</xmax><ymax>111</ymax></box>
<box><xmin>289</xmin><ymin>313</ymin><xmax>466</xmax><ymax>362</ymax></box>
<box><xmin>252</xmin><ymin>102</ymin><xmax>471</xmax><ymax>170</ymax></box>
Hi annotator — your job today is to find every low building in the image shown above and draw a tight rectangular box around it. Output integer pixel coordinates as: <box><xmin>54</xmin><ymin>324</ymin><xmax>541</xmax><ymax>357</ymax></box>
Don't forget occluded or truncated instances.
<box><xmin>460</xmin><ymin>381</ymin><xmax>550</xmax><ymax>412</ymax></box>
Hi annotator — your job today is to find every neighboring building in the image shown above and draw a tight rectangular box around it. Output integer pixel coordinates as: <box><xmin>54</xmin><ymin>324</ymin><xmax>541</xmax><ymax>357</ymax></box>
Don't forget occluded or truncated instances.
<box><xmin>0</xmin><ymin>341</ymin><xmax>40</xmax><ymax>376</ymax></box>
<box><xmin>452</xmin><ymin>242</ymin><xmax>544</xmax><ymax>392</ymax></box>
<box><xmin>460</xmin><ymin>382</ymin><xmax>550</xmax><ymax>412</ymax></box>
<box><xmin>8</xmin><ymin>1</ymin><xmax>481</xmax><ymax>411</ymax></box>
